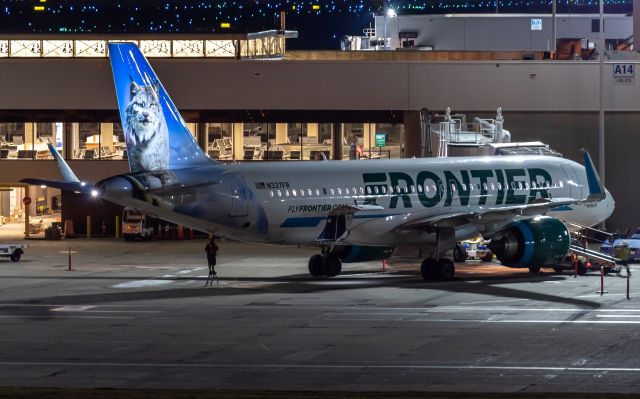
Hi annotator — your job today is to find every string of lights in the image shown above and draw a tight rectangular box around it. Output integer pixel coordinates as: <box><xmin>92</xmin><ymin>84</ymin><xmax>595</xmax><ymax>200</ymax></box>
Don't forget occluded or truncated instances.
<box><xmin>0</xmin><ymin>1</ymin><xmax>631</xmax><ymax>48</ymax></box>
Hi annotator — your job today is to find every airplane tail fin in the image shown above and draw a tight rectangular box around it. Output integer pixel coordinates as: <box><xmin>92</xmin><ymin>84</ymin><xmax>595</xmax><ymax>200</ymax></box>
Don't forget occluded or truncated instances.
<box><xmin>108</xmin><ymin>43</ymin><xmax>212</xmax><ymax>174</ymax></box>
<box><xmin>581</xmin><ymin>148</ymin><xmax>606</xmax><ymax>202</ymax></box>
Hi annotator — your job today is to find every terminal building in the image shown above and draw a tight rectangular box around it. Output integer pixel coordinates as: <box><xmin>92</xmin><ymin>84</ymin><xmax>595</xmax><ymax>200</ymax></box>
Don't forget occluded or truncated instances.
<box><xmin>2</xmin><ymin>7</ymin><xmax>640</xmax><ymax>237</ymax></box>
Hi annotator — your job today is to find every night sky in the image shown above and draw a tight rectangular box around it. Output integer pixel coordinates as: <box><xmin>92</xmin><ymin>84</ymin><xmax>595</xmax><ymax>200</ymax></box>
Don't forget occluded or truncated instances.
<box><xmin>0</xmin><ymin>1</ymin><xmax>633</xmax><ymax>49</ymax></box>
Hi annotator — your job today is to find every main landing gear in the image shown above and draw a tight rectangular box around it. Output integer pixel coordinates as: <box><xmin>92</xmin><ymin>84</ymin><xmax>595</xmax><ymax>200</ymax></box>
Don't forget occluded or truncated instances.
<box><xmin>420</xmin><ymin>258</ymin><xmax>455</xmax><ymax>280</ymax></box>
<box><xmin>308</xmin><ymin>252</ymin><xmax>342</xmax><ymax>278</ymax></box>
<box><xmin>420</xmin><ymin>226</ymin><xmax>456</xmax><ymax>281</ymax></box>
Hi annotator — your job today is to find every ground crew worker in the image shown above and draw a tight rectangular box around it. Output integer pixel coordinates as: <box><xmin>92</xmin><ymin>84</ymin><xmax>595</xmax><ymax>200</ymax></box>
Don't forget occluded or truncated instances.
<box><xmin>205</xmin><ymin>237</ymin><xmax>219</xmax><ymax>277</ymax></box>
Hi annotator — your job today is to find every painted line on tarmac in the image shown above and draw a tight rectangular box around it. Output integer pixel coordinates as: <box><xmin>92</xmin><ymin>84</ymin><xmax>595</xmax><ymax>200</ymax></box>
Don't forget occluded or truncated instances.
<box><xmin>0</xmin><ymin>315</ymin><xmax>134</xmax><ymax>319</ymax></box>
<box><xmin>1</xmin><ymin>361</ymin><xmax>640</xmax><ymax>372</ymax></box>
<box><xmin>459</xmin><ymin>299</ymin><xmax>529</xmax><ymax>305</ymax></box>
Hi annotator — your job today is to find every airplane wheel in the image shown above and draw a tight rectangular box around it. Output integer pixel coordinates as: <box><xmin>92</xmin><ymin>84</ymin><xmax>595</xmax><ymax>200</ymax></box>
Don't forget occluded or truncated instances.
<box><xmin>453</xmin><ymin>244</ymin><xmax>468</xmax><ymax>263</ymax></box>
<box><xmin>10</xmin><ymin>252</ymin><xmax>21</xmax><ymax>262</ymax></box>
<box><xmin>438</xmin><ymin>258</ymin><xmax>455</xmax><ymax>280</ymax></box>
<box><xmin>308</xmin><ymin>254</ymin><xmax>325</xmax><ymax>277</ymax></box>
<box><xmin>553</xmin><ymin>266</ymin><xmax>564</xmax><ymax>274</ymax></box>
<box><xmin>323</xmin><ymin>255</ymin><xmax>342</xmax><ymax>277</ymax></box>
<box><xmin>420</xmin><ymin>258</ymin><xmax>439</xmax><ymax>280</ymax></box>
<box><xmin>528</xmin><ymin>265</ymin><xmax>541</xmax><ymax>274</ymax></box>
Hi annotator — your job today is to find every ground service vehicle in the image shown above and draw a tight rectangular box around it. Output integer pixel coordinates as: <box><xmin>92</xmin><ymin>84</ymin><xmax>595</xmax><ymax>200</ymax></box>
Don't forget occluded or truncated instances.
<box><xmin>122</xmin><ymin>208</ymin><xmax>154</xmax><ymax>241</ymax></box>
<box><xmin>0</xmin><ymin>244</ymin><xmax>27</xmax><ymax>262</ymax></box>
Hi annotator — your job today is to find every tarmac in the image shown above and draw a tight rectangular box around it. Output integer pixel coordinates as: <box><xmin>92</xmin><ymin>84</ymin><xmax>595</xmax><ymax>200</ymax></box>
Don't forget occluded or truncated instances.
<box><xmin>1</xmin><ymin>236</ymin><xmax>640</xmax><ymax>397</ymax></box>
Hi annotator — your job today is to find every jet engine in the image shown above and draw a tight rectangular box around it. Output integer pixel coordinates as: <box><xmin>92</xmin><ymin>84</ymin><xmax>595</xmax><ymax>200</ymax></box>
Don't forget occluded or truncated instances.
<box><xmin>489</xmin><ymin>216</ymin><xmax>570</xmax><ymax>268</ymax></box>
<box><xmin>334</xmin><ymin>245</ymin><xmax>395</xmax><ymax>263</ymax></box>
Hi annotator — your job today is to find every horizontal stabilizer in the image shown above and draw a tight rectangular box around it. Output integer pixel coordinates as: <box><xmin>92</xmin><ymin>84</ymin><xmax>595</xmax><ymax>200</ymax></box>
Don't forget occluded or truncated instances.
<box><xmin>20</xmin><ymin>178</ymin><xmax>94</xmax><ymax>194</ymax></box>
<box><xmin>581</xmin><ymin>148</ymin><xmax>606</xmax><ymax>201</ymax></box>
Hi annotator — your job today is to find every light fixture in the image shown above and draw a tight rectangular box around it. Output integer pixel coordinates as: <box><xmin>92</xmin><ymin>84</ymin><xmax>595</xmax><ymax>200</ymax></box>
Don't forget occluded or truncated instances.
<box><xmin>90</xmin><ymin>189</ymin><xmax>99</xmax><ymax>197</ymax></box>
<box><xmin>386</xmin><ymin>8</ymin><xmax>396</xmax><ymax>18</ymax></box>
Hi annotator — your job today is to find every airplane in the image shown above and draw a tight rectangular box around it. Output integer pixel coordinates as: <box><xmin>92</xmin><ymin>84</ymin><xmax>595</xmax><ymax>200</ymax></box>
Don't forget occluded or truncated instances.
<box><xmin>23</xmin><ymin>42</ymin><xmax>615</xmax><ymax>281</ymax></box>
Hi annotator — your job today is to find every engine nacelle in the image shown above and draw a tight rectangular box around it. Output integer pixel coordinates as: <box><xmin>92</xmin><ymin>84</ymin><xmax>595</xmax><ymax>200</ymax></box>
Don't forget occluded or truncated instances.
<box><xmin>489</xmin><ymin>216</ymin><xmax>569</xmax><ymax>268</ymax></box>
<box><xmin>334</xmin><ymin>245</ymin><xmax>395</xmax><ymax>263</ymax></box>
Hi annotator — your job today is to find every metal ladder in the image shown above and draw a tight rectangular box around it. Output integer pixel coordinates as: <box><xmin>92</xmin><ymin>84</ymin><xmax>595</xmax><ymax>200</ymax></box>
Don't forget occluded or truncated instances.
<box><xmin>564</xmin><ymin>220</ymin><xmax>621</xmax><ymax>265</ymax></box>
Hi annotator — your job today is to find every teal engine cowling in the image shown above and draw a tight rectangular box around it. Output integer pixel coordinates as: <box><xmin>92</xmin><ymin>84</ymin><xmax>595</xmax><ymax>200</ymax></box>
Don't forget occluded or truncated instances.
<box><xmin>489</xmin><ymin>216</ymin><xmax>570</xmax><ymax>268</ymax></box>
<box><xmin>334</xmin><ymin>245</ymin><xmax>395</xmax><ymax>263</ymax></box>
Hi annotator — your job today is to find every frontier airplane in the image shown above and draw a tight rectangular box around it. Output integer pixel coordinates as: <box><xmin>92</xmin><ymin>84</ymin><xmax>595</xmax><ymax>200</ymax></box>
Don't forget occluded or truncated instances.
<box><xmin>25</xmin><ymin>43</ymin><xmax>615</xmax><ymax>280</ymax></box>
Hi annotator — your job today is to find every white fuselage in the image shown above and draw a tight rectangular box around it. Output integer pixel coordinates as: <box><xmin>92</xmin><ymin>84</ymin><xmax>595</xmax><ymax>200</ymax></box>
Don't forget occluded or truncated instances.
<box><xmin>102</xmin><ymin>155</ymin><xmax>614</xmax><ymax>248</ymax></box>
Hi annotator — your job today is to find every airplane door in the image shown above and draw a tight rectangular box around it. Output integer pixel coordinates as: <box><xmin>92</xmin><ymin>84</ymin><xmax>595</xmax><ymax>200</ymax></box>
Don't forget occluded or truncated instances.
<box><xmin>226</xmin><ymin>173</ymin><xmax>250</xmax><ymax>217</ymax></box>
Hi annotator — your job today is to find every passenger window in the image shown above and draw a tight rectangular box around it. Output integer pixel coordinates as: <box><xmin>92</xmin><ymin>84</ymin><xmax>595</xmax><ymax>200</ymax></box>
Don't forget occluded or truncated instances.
<box><xmin>417</xmin><ymin>184</ymin><xmax>423</xmax><ymax>193</ymax></box>
<box><xmin>517</xmin><ymin>182</ymin><xmax>523</xmax><ymax>190</ymax></box>
<box><xmin>411</xmin><ymin>185</ymin><xmax>415</xmax><ymax>193</ymax></box>
<box><xmin>337</xmin><ymin>188</ymin><xmax>342</xmax><ymax>195</ymax></box>
<box><xmin>308</xmin><ymin>189</ymin><xmax>313</xmax><ymax>196</ymax></box>
<box><xmin>483</xmin><ymin>183</ymin><xmax>488</xmax><ymax>191</ymax></box>
<box><xmin>366</xmin><ymin>186</ymin><xmax>372</xmax><ymax>194</ymax></box>
<box><xmin>330</xmin><ymin>188</ymin><xmax>335</xmax><ymax>195</ymax></box>
<box><xmin>381</xmin><ymin>186</ymin><xmax>387</xmax><ymax>194</ymax></box>
<box><xmin>269</xmin><ymin>191</ymin><xmax>274</xmax><ymax>198</ymax></box>
<box><xmin>277</xmin><ymin>190</ymin><xmax>282</xmax><ymax>197</ymax></box>
<box><xmin>461</xmin><ymin>183</ymin><xmax>466</xmax><ymax>191</ymax></box>
<box><xmin>292</xmin><ymin>189</ymin><xmax>297</xmax><ymax>197</ymax></box>
<box><xmin>559</xmin><ymin>181</ymin><xmax>564</xmax><ymax>188</ymax></box>
<box><xmin>451</xmin><ymin>184</ymin><xmax>457</xmax><ymax>192</ymax></box>
<box><xmin>525</xmin><ymin>181</ymin><xmax>530</xmax><ymax>189</ymax></box>
<box><xmin>374</xmin><ymin>186</ymin><xmax>379</xmax><ymax>194</ymax></box>
<box><xmin>285</xmin><ymin>190</ymin><xmax>290</xmax><ymax>197</ymax></box>
<box><xmin>424</xmin><ymin>184</ymin><xmax>430</xmax><ymax>193</ymax></box>
<box><xmin>352</xmin><ymin>187</ymin><xmax>357</xmax><ymax>195</ymax></box>
<box><xmin>531</xmin><ymin>182</ymin><xmax>537</xmax><ymax>189</ymax></box>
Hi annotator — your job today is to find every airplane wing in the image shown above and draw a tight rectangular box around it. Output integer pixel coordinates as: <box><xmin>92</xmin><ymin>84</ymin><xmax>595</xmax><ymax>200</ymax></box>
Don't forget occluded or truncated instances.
<box><xmin>400</xmin><ymin>197</ymin><xmax>577</xmax><ymax>230</ymax></box>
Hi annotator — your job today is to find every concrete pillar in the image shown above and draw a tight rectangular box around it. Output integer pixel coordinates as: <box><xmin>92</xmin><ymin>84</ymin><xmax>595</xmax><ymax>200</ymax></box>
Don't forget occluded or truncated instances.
<box><xmin>232</xmin><ymin>122</ymin><xmax>244</xmax><ymax>160</ymax></box>
<box><xmin>197</xmin><ymin>123</ymin><xmax>207</xmax><ymax>153</ymax></box>
<box><xmin>24</xmin><ymin>123</ymin><xmax>34</xmax><ymax>150</ymax></box>
<box><xmin>100</xmin><ymin>123</ymin><xmax>114</xmax><ymax>154</ymax></box>
<box><xmin>276</xmin><ymin>123</ymin><xmax>288</xmax><ymax>144</ymax></box>
<box><xmin>363</xmin><ymin>123</ymin><xmax>373</xmax><ymax>150</ymax></box>
<box><xmin>307</xmin><ymin>123</ymin><xmax>318</xmax><ymax>138</ymax></box>
<box><xmin>332</xmin><ymin>123</ymin><xmax>343</xmax><ymax>160</ymax></box>
<box><xmin>70</xmin><ymin>123</ymin><xmax>80</xmax><ymax>159</ymax></box>
<box><xmin>63</xmin><ymin>123</ymin><xmax>73</xmax><ymax>159</ymax></box>
<box><xmin>403</xmin><ymin>110</ymin><xmax>421</xmax><ymax>159</ymax></box>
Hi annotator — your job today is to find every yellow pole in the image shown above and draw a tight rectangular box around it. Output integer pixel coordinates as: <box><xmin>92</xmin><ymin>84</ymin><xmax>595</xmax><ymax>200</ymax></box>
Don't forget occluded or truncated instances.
<box><xmin>86</xmin><ymin>215</ymin><xmax>91</xmax><ymax>239</ymax></box>
<box><xmin>115</xmin><ymin>215</ymin><xmax>120</xmax><ymax>239</ymax></box>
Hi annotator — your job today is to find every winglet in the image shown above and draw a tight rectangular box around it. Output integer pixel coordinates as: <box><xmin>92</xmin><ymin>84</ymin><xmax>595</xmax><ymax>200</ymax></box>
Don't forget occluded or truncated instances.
<box><xmin>47</xmin><ymin>143</ymin><xmax>80</xmax><ymax>183</ymax></box>
<box><xmin>581</xmin><ymin>148</ymin><xmax>606</xmax><ymax>201</ymax></box>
